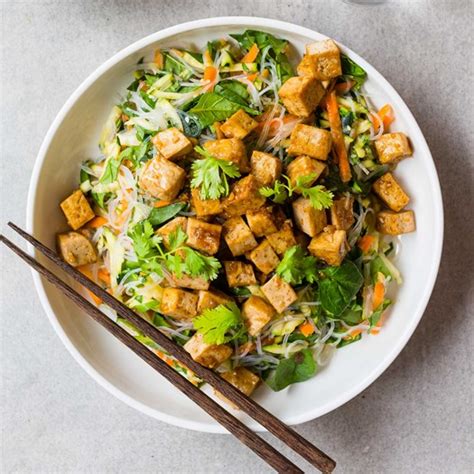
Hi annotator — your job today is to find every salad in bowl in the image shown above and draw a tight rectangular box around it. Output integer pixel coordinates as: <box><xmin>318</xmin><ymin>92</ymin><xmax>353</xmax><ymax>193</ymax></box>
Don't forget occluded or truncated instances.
<box><xmin>56</xmin><ymin>29</ymin><xmax>415</xmax><ymax>398</ymax></box>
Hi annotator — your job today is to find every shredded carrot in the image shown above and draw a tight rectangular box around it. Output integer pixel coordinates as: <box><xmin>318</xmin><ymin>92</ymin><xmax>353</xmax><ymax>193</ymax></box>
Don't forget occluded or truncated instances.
<box><xmin>214</xmin><ymin>122</ymin><xmax>225</xmax><ymax>139</ymax></box>
<box><xmin>98</xmin><ymin>268</ymin><xmax>111</xmax><ymax>286</ymax></box>
<box><xmin>299</xmin><ymin>321</ymin><xmax>315</xmax><ymax>337</ymax></box>
<box><xmin>246</xmin><ymin>72</ymin><xmax>258</xmax><ymax>82</ymax></box>
<box><xmin>87</xmin><ymin>289</ymin><xmax>102</xmax><ymax>306</ymax></box>
<box><xmin>372</xmin><ymin>281</ymin><xmax>385</xmax><ymax>310</ymax></box>
<box><xmin>372</xmin><ymin>104</ymin><xmax>394</xmax><ymax>133</ymax></box>
<box><xmin>326</xmin><ymin>90</ymin><xmax>351</xmax><ymax>182</ymax></box>
<box><xmin>77</xmin><ymin>265</ymin><xmax>93</xmax><ymax>279</ymax></box>
<box><xmin>241</xmin><ymin>43</ymin><xmax>259</xmax><ymax>63</ymax></box>
<box><xmin>155</xmin><ymin>350</ymin><xmax>175</xmax><ymax>367</ymax></box>
<box><xmin>358</xmin><ymin>235</ymin><xmax>375</xmax><ymax>253</ymax></box>
<box><xmin>153</xmin><ymin>200</ymin><xmax>171</xmax><ymax>208</ymax></box>
<box><xmin>203</xmin><ymin>66</ymin><xmax>218</xmax><ymax>91</ymax></box>
<box><xmin>261</xmin><ymin>68</ymin><xmax>270</xmax><ymax>79</ymax></box>
<box><xmin>154</xmin><ymin>49</ymin><xmax>163</xmax><ymax>69</ymax></box>
<box><xmin>370</xmin><ymin>316</ymin><xmax>385</xmax><ymax>335</ymax></box>
<box><xmin>334</xmin><ymin>79</ymin><xmax>355</xmax><ymax>94</ymax></box>
<box><xmin>87</xmin><ymin>216</ymin><xmax>107</xmax><ymax>228</ymax></box>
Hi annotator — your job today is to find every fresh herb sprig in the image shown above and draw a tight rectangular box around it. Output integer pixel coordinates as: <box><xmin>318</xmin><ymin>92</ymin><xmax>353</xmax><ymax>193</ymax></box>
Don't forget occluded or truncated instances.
<box><xmin>260</xmin><ymin>174</ymin><xmax>334</xmax><ymax>210</ymax></box>
<box><xmin>193</xmin><ymin>302</ymin><xmax>244</xmax><ymax>345</ymax></box>
<box><xmin>191</xmin><ymin>146</ymin><xmax>241</xmax><ymax>200</ymax></box>
<box><xmin>276</xmin><ymin>246</ymin><xmax>319</xmax><ymax>286</ymax></box>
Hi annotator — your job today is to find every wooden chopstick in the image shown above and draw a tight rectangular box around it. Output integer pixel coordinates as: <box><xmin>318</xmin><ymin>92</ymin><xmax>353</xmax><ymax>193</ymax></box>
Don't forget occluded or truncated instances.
<box><xmin>1</xmin><ymin>233</ymin><xmax>303</xmax><ymax>473</ymax></box>
<box><xmin>7</xmin><ymin>222</ymin><xmax>336</xmax><ymax>473</ymax></box>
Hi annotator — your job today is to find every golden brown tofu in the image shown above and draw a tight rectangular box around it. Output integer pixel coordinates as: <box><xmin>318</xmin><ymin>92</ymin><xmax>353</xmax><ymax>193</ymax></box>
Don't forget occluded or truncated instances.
<box><xmin>286</xmin><ymin>155</ymin><xmax>326</xmax><ymax>189</ymax></box>
<box><xmin>375</xmin><ymin>133</ymin><xmax>412</xmax><ymax>164</ymax></box>
<box><xmin>224</xmin><ymin>261</ymin><xmax>257</xmax><ymax>287</ymax></box>
<box><xmin>57</xmin><ymin>231</ymin><xmax>97</xmax><ymax>267</ymax></box>
<box><xmin>160</xmin><ymin>288</ymin><xmax>198</xmax><ymax>320</ymax></box>
<box><xmin>60</xmin><ymin>190</ymin><xmax>95</xmax><ymax>230</ymax></box>
<box><xmin>197</xmin><ymin>289</ymin><xmax>233</xmax><ymax>314</ymax></box>
<box><xmin>373</xmin><ymin>173</ymin><xmax>410</xmax><ymax>212</ymax></box>
<box><xmin>330</xmin><ymin>196</ymin><xmax>355</xmax><ymax>231</ymax></box>
<box><xmin>376</xmin><ymin>210</ymin><xmax>416</xmax><ymax>235</ymax></box>
<box><xmin>278</xmin><ymin>76</ymin><xmax>325</xmax><ymax>117</ymax></box>
<box><xmin>184</xmin><ymin>333</ymin><xmax>232</xmax><ymax>369</ymax></box>
<box><xmin>308</xmin><ymin>226</ymin><xmax>348</xmax><ymax>266</ymax></box>
<box><xmin>186</xmin><ymin>218</ymin><xmax>222</xmax><ymax>255</ymax></box>
<box><xmin>266</xmin><ymin>220</ymin><xmax>297</xmax><ymax>255</ymax></box>
<box><xmin>246</xmin><ymin>207</ymin><xmax>279</xmax><ymax>237</ymax></box>
<box><xmin>288</xmin><ymin>124</ymin><xmax>332</xmax><ymax>161</ymax></box>
<box><xmin>250</xmin><ymin>151</ymin><xmax>283</xmax><ymax>187</ymax></box>
<box><xmin>191</xmin><ymin>188</ymin><xmax>222</xmax><ymax>217</ymax></box>
<box><xmin>222</xmin><ymin>175</ymin><xmax>266</xmax><ymax>216</ymax></box>
<box><xmin>204</xmin><ymin>138</ymin><xmax>249</xmax><ymax>172</ymax></box>
<box><xmin>297</xmin><ymin>39</ymin><xmax>342</xmax><ymax>80</ymax></box>
<box><xmin>241</xmin><ymin>296</ymin><xmax>276</xmax><ymax>336</ymax></box>
<box><xmin>292</xmin><ymin>197</ymin><xmax>327</xmax><ymax>237</ymax></box>
<box><xmin>247</xmin><ymin>240</ymin><xmax>280</xmax><ymax>274</ymax></box>
<box><xmin>152</xmin><ymin>127</ymin><xmax>193</xmax><ymax>160</ymax></box>
<box><xmin>261</xmin><ymin>275</ymin><xmax>298</xmax><ymax>313</ymax></box>
<box><xmin>156</xmin><ymin>216</ymin><xmax>187</xmax><ymax>249</ymax></box>
<box><xmin>217</xmin><ymin>367</ymin><xmax>260</xmax><ymax>405</ymax></box>
<box><xmin>220</xmin><ymin>109</ymin><xmax>259</xmax><ymax>139</ymax></box>
<box><xmin>171</xmin><ymin>274</ymin><xmax>210</xmax><ymax>291</ymax></box>
<box><xmin>139</xmin><ymin>156</ymin><xmax>186</xmax><ymax>201</ymax></box>
<box><xmin>222</xmin><ymin>216</ymin><xmax>258</xmax><ymax>256</ymax></box>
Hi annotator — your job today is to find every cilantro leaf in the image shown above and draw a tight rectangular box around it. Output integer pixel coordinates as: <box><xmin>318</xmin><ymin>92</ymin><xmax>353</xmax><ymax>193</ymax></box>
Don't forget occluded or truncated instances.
<box><xmin>193</xmin><ymin>302</ymin><xmax>244</xmax><ymax>345</ymax></box>
<box><xmin>276</xmin><ymin>246</ymin><xmax>318</xmax><ymax>285</ymax></box>
<box><xmin>259</xmin><ymin>179</ymin><xmax>290</xmax><ymax>204</ymax></box>
<box><xmin>191</xmin><ymin>146</ymin><xmax>241</xmax><ymax>200</ymax></box>
<box><xmin>295</xmin><ymin>175</ymin><xmax>334</xmax><ymax>210</ymax></box>
<box><xmin>182</xmin><ymin>247</ymin><xmax>221</xmax><ymax>281</ymax></box>
<box><xmin>129</xmin><ymin>220</ymin><xmax>157</xmax><ymax>259</ymax></box>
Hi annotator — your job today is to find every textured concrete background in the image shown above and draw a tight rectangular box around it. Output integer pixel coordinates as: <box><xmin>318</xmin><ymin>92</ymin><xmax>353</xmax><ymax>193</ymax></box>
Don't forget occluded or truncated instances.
<box><xmin>1</xmin><ymin>1</ymin><xmax>473</xmax><ymax>472</ymax></box>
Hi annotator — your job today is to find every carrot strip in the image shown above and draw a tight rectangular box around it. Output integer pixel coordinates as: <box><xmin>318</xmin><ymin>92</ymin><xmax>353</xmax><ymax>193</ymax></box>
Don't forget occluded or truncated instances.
<box><xmin>326</xmin><ymin>90</ymin><xmax>351</xmax><ymax>182</ymax></box>
<box><xmin>372</xmin><ymin>281</ymin><xmax>385</xmax><ymax>310</ymax></box>
<box><xmin>358</xmin><ymin>235</ymin><xmax>375</xmax><ymax>253</ymax></box>
<box><xmin>87</xmin><ymin>216</ymin><xmax>108</xmax><ymax>228</ymax></box>
<box><xmin>87</xmin><ymin>290</ymin><xmax>103</xmax><ymax>306</ymax></box>
<box><xmin>334</xmin><ymin>79</ymin><xmax>355</xmax><ymax>94</ymax></box>
<box><xmin>246</xmin><ymin>72</ymin><xmax>258</xmax><ymax>82</ymax></box>
<box><xmin>98</xmin><ymin>268</ymin><xmax>111</xmax><ymax>286</ymax></box>
<box><xmin>153</xmin><ymin>49</ymin><xmax>163</xmax><ymax>69</ymax></box>
<box><xmin>241</xmin><ymin>43</ymin><xmax>259</xmax><ymax>63</ymax></box>
<box><xmin>261</xmin><ymin>68</ymin><xmax>270</xmax><ymax>79</ymax></box>
<box><xmin>372</xmin><ymin>104</ymin><xmax>394</xmax><ymax>133</ymax></box>
<box><xmin>153</xmin><ymin>200</ymin><xmax>171</xmax><ymax>208</ymax></box>
<box><xmin>203</xmin><ymin>66</ymin><xmax>218</xmax><ymax>91</ymax></box>
<box><xmin>299</xmin><ymin>321</ymin><xmax>315</xmax><ymax>337</ymax></box>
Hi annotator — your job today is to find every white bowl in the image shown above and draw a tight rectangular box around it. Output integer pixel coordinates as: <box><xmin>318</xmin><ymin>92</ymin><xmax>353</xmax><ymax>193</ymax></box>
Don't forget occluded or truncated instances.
<box><xmin>27</xmin><ymin>17</ymin><xmax>443</xmax><ymax>433</ymax></box>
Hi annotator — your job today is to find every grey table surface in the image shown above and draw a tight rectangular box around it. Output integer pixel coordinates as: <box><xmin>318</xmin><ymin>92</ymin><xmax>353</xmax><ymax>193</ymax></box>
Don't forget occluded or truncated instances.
<box><xmin>1</xmin><ymin>1</ymin><xmax>473</xmax><ymax>473</ymax></box>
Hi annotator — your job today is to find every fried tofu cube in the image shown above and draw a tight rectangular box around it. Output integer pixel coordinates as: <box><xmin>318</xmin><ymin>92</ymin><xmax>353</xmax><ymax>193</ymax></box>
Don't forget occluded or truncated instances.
<box><xmin>266</xmin><ymin>220</ymin><xmax>297</xmax><ymax>255</ymax></box>
<box><xmin>217</xmin><ymin>367</ymin><xmax>260</xmax><ymax>405</ymax></box>
<box><xmin>222</xmin><ymin>175</ymin><xmax>266</xmax><ymax>216</ymax></box>
<box><xmin>186</xmin><ymin>218</ymin><xmax>222</xmax><ymax>255</ymax></box>
<box><xmin>373</xmin><ymin>173</ymin><xmax>410</xmax><ymax>212</ymax></box>
<box><xmin>241</xmin><ymin>296</ymin><xmax>276</xmax><ymax>336</ymax></box>
<box><xmin>172</xmin><ymin>274</ymin><xmax>210</xmax><ymax>291</ymax></box>
<box><xmin>139</xmin><ymin>156</ymin><xmax>186</xmax><ymax>201</ymax></box>
<box><xmin>278</xmin><ymin>76</ymin><xmax>325</xmax><ymax>117</ymax></box>
<box><xmin>156</xmin><ymin>216</ymin><xmax>187</xmax><ymax>249</ymax></box>
<box><xmin>247</xmin><ymin>240</ymin><xmax>280</xmax><ymax>274</ymax></box>
<box><xmin>246</xmin><ymin>207</ymin><xmax>279</xmax><ymax>237</ymax></box>
<box><xmin>261</xmin><ymin>275</ymin><xmax>297</xmax><ymax>313</ymax></box>
<box><xmin>297</xmin><ymin>39</ymin><xmax>342</xmax><ymax>80</ymax></box>
<box><xmin>220</xmin><ymin>109</ymin><xmax>259</xmax><ymax>139</ymax></box>
<box><xmin>287</xmin><ymin>155</ymin><xmax>326</xmax><ymax>189</ymax></box>
<box><xmin>60</xmin><ymin>190</ymin><xmax>95</xmax><ymax>230</ymax></box>
<box><xmin>376</xmin><ymin>210</ymin><xmax>416</xmax><ymax>235</ymax></box>
<box><xmin>197</xmin><ymin>289</ymin><xmax>233</xmax><ymax>314</ymax></box>
<box><xmin>292</xmin><ymin>197</ymin><xmax>327</xmax><ymax>237</ymax></box>
<box><xmin>204</xmin><ymin>138</ymin><xmax>249</xmax><ymax>172</ymax></box>
<box><xmin>330</xmin><ymin>196</ymin><xmax>355</xmax><ymax>231</ymax></box>
<box><xmin>224</xmin><ymin>261</ymin><xmax>257</xmax><ymax>287</ymax></box>
<box><xmin>191</xmin><ymin>188</ymin><xmax>222</xmax><ymax>217</ymax></box>
<box><xmin>250</xmin><ymin>151</ymin><xmax>283</xmax><ymax>187</ymax></box>
<box><xmin>184</xmin><ymin>333</ymin><xmax>232</xmax><ymax>369</ymax></box>
<box><xmin>160</xmin><ymin>288</ymin><xmax>198</xmax><ymax>320</ymax></box>
<box><xmin>152</xmin><ymin>127</ymin><xmax>193</xmax><ymax>160</ymax></box>
<box><xmin>308</xmin><ymin>226</ymin><xmax>348</xmax><ymax>266</ymax></box>
<box><xmin>57</xmin><ymin>231</ymin><xmax>97</xmax><ymax>267</ymax></box>
<box><xmin>375</xmin><ymin>133</ymin><xmax>412</xmax><ymax>164</ymax></box>
<box><xmin>222</xmin><ymin>216</ymin><xmax>258</xmax><ymax>256</ymax></box>
<box><xmin>288</xmin><ymin>124</ymin><xmax>332</xmax><ymax>161</ymax></box>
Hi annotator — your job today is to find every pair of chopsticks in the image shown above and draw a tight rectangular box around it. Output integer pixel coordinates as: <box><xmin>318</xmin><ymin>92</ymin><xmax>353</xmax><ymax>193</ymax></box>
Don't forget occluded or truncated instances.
<box><xmin>1</xmin><ymin>222</ymin><xmax>336</xmax><ymax>473</ymax></box>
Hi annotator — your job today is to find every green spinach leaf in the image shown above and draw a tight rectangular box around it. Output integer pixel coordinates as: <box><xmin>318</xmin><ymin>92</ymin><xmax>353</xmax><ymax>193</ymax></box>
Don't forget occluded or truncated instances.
<box><xmin>148</xmin><ymin>202</ymin><xmax>186</xmax><ymax>226</ymax></box>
